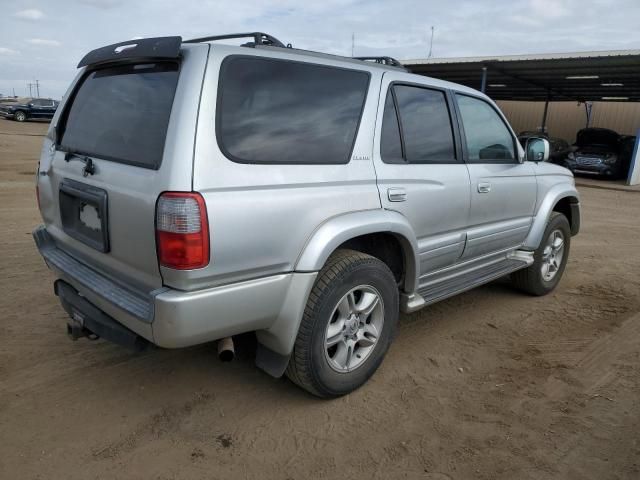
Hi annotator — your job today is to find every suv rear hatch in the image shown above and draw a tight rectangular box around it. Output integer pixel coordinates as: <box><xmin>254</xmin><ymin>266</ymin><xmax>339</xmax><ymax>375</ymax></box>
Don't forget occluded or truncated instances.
<box><xmin>37</xmin><ymin>39</ymin><xmax>209</xmax><ymax>297</ymax></box>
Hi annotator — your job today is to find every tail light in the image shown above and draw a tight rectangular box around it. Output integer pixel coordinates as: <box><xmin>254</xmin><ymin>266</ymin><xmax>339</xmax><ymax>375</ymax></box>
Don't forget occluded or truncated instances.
<box><xmin>156</xmin><ymin>192</ymin><xmax>209</xmax><ymax>270</ymax></box>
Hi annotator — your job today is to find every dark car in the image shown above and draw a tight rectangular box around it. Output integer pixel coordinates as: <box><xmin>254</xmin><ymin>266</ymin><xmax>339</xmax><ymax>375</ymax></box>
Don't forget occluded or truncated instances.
<box><xmin>563</xmin><ymin>128</ymin><xmax>629</xmax><ymax>179</ymax></box>
<box><xmin>518</xmin><ymin>131</ymin><xmax>571</xmax><ymax>164</ymax></box>
<box><xmin>0</xmin><ymin>97</ymin><xmax>59</xmax><ymax>122</ymax></box>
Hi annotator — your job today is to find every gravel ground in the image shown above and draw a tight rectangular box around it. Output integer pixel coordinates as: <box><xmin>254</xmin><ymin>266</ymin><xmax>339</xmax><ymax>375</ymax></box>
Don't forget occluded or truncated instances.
<box><xmin>1</xmin><ymin>118</ymin><xmax>639</xmax><ymax>480</ymax></box>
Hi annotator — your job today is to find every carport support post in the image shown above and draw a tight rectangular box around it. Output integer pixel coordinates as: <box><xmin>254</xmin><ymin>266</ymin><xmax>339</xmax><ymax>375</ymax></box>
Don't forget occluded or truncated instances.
<box><xmin>480</xmin><ymin>66</ymin><xmax>487</xmax><ymax>93</ymax></box>
<box><xmin>541</xmin><ymin>98</ymin><xmax>549</xmax><ymax>134</ymax></box>
<box><xmin>626</xmin><ymin>129</ymin><xmax>640</xmax><ymax>186</ymax></box>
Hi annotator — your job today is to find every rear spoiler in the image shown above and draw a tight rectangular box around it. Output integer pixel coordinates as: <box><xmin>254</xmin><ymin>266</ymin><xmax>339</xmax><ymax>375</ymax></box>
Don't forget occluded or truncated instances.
<box><xmin>77</xmin><ymin>36</ymin><xmax>182</xmax><ymax>68</ymax></box>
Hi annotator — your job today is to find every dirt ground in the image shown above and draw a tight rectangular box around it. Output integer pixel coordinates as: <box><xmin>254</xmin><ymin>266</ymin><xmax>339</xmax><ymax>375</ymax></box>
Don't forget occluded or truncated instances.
<box><xmin>1</xmin><ymin>118</ymin><xmax>639</xmax><ymax>480</ymax></box>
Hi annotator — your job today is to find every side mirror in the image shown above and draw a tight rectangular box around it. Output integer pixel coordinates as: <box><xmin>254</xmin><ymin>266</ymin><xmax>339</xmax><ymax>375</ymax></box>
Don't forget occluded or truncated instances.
<box><xmin>525</xmin><ymin>137</ymin><xmax>550</xmax><ymax>162</ymax></box>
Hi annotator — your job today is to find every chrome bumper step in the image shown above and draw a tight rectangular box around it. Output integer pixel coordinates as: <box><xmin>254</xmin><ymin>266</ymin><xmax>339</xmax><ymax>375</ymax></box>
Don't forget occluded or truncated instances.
<box><xmin>33</xmin><ymin>226</ymin><xmax>155</xmax><ymax>322</ymax></box>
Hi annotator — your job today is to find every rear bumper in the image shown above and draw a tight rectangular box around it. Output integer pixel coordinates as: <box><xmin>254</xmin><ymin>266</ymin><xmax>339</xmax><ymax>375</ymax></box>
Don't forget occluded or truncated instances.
<box><xmin>34</xmin><ymin>225</ymin><xmax>316</xmax><ymax>353</ymax></box>
<box><xmin>55</xmin><ymin>279</ymin><xmax>149</xmax><ymax>351</ymax></box>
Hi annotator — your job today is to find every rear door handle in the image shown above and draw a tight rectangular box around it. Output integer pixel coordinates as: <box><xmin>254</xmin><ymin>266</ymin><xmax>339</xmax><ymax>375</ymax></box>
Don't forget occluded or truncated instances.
<box><xmin>387</xmin><ymin>188</ymin><xmax>407</xmax><ymax>202</ymax></box>
<box><xmin>477</xmin><ymin>182</ymin><xmax>491</xmax><ymax>193</ymax></box>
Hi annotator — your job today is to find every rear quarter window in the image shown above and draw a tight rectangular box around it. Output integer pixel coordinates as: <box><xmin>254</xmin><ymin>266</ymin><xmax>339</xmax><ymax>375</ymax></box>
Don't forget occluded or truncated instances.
<box><xmin>59</xmin><ymin>62</ymin><xmax>179</xmax><ymax>169</ymax></box>
<box><xmin>217</xmin><ymin>56</ymin><xmax>370</xmax><ymax>164</ymax></box>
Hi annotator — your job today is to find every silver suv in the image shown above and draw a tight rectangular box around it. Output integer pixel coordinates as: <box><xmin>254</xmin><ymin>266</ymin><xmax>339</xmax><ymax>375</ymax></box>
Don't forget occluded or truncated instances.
<box><xmin>34</xmin><ymin>33</ymin><xmax>580</xmax><ymax>397</ymax></box>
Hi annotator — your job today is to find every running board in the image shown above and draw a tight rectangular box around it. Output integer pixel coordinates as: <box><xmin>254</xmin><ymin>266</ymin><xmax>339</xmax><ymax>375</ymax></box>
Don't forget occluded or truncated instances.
<box><xmin>417</xmin><ymin>257</ymin><xmax>529</xmax><ymax>306</ymax></box>
<box><xmin>400</xmin><ymin>251</ymin><xmax>533</xmax><ymax>313</ymax></box>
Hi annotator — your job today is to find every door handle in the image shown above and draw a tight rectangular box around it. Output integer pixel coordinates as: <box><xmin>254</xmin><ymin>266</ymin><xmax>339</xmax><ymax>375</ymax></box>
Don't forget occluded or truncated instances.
<box><xmin>477</xmin><ymin>182</ymin><xmax>491</xmax><ymax>193</ymax></box>
<box><xmin>387</xmin><ymin>188</ymin><xmax>407</xmax><ymax>202</ymax></box>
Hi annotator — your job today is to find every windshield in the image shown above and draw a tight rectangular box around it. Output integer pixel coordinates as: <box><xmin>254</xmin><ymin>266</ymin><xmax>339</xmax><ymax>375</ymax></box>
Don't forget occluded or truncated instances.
<box><xmin>59</xmin><ymin>62</ymin><xmax>179</xmax><ymax>169</ymax></box>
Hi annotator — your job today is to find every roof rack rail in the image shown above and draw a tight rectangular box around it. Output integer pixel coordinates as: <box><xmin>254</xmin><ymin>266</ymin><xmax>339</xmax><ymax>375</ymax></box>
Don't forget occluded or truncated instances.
<box><xmin>353</xmin><ymin>56</ymin><xmax>406</xmax><ymax>69</ymax></box>
<box><xmin>184</xmin><ymin>32</ymin><xmax>287</xmax><ymax>48</ymax></box>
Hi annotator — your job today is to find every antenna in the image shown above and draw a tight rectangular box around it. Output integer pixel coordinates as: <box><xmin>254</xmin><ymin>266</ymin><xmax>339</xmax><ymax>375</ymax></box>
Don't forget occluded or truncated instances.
<box><xmin>428</xmin><ymin>26</ymin><xmax>435</xmax><ymax>58</ymax></box>
<box><xmin>351</xmin><ymin>33</ymin><xmax>355</xmax><ymax>57</ymax></box>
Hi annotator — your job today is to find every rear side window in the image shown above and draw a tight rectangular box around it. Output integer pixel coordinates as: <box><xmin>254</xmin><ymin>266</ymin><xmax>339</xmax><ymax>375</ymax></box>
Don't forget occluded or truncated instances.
<box><xmin>217</xmin><ymin>56</ymin><xmax>370</xmax><ymax>164</ymax></box>
<box><xmin>380</xmin><ymin>90</ymin><xmax>403</xmax><ymax>163</ymax></box>
<box><xmin>381</xmin><ymin>84</ymin><xmax>456</xmax><ymax>164</ymax></box>
<box><xmin>60</xmin><ymin>63</ymin><xmax>179</xmax><ymax>169</ymax></box>
<box><xmin>455</xmin><ymin>94</ymin><xmax>515</xmax><ymax>162</ymax></box>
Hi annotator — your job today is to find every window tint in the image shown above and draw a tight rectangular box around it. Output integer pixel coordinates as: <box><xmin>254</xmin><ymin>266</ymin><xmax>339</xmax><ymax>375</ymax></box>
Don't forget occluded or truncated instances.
<box><xmin>31</xmin><ymin>99</ymin><xmax>43</xmax><ymax>106</ymax></box>
<box><xmin>456</xmin><ymin>94</ymin><xmax>515</xmax><ymax>162</ymax></box>
<box><xmin>60</xmin><ymin>62</ymin><xmax>179</xmax><ymax>169</ymax></box>
<box><xmin>218</xmin><ymin>57</ymin><xmax>369</xmax><ymax>164</ymax></box>
<box><xmin>380</xmin><ymin>90</ymin><xmax>403</xmax><ymax>163</ymax></box>
<box><xmin>393</xmin><ymin>85</ymin><xmax>455</xmax><ymax>163</ymax></box>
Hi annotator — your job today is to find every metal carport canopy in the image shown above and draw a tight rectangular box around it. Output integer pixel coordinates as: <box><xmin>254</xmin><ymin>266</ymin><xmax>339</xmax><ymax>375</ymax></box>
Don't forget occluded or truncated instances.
<box><xmin>401</xmin><ymin>50</ymin><xmax>640</xmax><ymax>102</ymax></box>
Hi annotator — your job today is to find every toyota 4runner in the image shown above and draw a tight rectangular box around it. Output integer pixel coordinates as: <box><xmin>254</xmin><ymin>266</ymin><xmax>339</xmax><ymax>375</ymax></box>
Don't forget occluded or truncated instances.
<box><xmin>34</xmin><ymin>33</ymin><xmax>580</xmax><ymax>397</ymax></box>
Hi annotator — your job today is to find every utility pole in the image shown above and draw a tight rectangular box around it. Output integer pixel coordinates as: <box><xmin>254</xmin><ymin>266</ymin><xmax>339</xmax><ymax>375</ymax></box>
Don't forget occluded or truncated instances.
<box><xmin>351</xmin><ymin>33</ymin><xmax>355</xmax><ymax>57</ymax></box>
<box><xmin>428</xmin><ymin>26</ymin><xmax>435</xmax><ymax>58</ymax></box>
<box><xmin>35</xmin><ymin>79</ymin><xmax>40</xmax><ymax>98</ymax></box>
<box><xmin>27</xmin><ymin>82</ymin><xmax>33</xmax><ymax>97</ymax></box>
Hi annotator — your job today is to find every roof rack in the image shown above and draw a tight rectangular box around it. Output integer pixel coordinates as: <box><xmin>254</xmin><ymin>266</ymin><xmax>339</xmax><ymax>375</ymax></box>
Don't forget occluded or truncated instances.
<box><xmin>184</xmin><ymin>32</ymin><xmax>288</xmax><ymax>48</ymax></box>
<box><xmin>353</xmin><ymin>56</ymin><xmax>406</xmax><ymax>69</ymax></box>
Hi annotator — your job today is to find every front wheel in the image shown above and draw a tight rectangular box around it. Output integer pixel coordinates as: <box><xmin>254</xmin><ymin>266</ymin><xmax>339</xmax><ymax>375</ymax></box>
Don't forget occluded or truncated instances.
<box><xmin>512</xmin><ymin>212</ymin><xmax>571</xmax><ymax>296</ymax></box>
<box><xmin>14</xmin><ymin>111</ymin><xmax>27</xmax><ymax>122</ymax></box>
<box><xmin>286</xmin><ymin>249</ymin><xmax>399</xmax><ymax>397</ymax></box>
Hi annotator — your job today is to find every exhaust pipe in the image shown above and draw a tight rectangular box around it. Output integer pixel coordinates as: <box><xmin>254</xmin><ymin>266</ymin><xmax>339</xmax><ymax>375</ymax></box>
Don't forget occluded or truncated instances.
<box><xmin>217</xmin><ymin>336</ymin><xmax>235</xmax><ymax>362</ymax></box>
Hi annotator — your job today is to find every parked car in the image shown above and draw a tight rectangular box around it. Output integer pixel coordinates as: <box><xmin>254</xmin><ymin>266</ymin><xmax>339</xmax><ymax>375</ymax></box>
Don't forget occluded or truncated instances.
<box><xmin>33</xmin><ymin>33</ymin><xmax>580</xmax><ymax>397</ymax></box>
<box><xmin>518</xmin><ymin>131</ymin><xmax>571</xmax><ymax>164</ymax></box>
<box><xmin>563</xmin><ymin>128</ymin><xmax>627</xmax><ymax>179</ymax></box>
<box><xmin>0</xmin><ymin>97</ymin><xmax>59</xmax><ymax>122</ymax></box>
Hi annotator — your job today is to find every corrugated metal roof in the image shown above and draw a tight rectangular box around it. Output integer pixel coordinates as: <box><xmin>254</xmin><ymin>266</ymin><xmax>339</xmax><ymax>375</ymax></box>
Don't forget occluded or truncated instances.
<box><xmin>402</xmin><ymin>49</ymin><xmax>640</xmax><ymax>102</ymax></box>
<box><xmin>402</xmin><ymin>49</ymin><xmax>640</xmax><ymax>65</ymax></box>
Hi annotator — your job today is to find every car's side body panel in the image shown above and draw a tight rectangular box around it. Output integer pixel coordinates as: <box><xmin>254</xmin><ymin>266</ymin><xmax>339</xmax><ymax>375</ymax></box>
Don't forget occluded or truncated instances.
<box><xmin>179</xmin><ymin>45</ymin><xmax>383</xmax><ymax>291</ymax></box>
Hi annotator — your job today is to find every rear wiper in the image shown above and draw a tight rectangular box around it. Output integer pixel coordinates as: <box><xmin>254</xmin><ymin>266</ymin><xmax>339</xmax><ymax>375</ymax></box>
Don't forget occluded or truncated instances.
<box><xmin>64</xmin><ymin>151</ymin><xmax>96</xmax><ymax>177</ymax></box>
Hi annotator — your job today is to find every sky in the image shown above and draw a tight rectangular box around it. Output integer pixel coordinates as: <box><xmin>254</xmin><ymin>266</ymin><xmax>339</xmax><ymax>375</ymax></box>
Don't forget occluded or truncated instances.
<box><xmin>1</xmin><ymin>0</ymin><xmax>639</xmax><ymax>99</ymax></box>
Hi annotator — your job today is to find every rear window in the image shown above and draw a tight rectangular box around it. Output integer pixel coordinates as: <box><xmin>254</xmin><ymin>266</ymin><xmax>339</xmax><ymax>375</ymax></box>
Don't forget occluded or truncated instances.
<box><xmin>60</xmin><ymin>62</ymin><xmax>179</xmax><ymax>169</ymax></box>
<box><xmin>217</xmin><ymin>56</ymin><xmax>370</xmax><ymax>164</ymax></box>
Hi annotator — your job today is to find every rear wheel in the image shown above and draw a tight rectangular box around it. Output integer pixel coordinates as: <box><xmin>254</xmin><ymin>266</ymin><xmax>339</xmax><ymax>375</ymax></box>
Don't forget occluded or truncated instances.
<box><xmin>512</xmin><ymin>212</ymin><xmax>571</xmax><ymax>296</ymax></box>
<box><xmin>14</xmin><ymin>110</ymin><xmax>26</xmax><ymax>122</ymax></box>
<box><xmin>286</xmin><ymin>249</ymin><xmax>399</xmax><ymax>397</ymax></box>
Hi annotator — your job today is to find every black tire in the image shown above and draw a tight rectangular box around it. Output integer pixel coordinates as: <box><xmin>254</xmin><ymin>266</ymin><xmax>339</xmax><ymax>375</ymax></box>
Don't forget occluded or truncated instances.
<box><xmin>512</xmin><ymin>212</ymin><xmax>571</xmax><ymax>296</ymax></box>
<box><xmin>286</xmin><ymin>249</ymin><xmax>399</xmax><ymax>397</ymax></box>
<box><xmin>14</xmin><ymin>110</ymin><xmax>27</xmax><ymax>122</ymax></box>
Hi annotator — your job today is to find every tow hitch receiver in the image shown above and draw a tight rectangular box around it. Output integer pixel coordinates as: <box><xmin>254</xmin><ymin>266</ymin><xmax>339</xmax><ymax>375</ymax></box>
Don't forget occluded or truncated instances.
<box><xmin>54</xmin><ymin>280</ymin><xmax>149</xmax><ymax>351</ymax></box>
<box><xmin>66</xmin><ymin>310</ymin><xmax>99</xmax><ymax>341</ymax></box>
